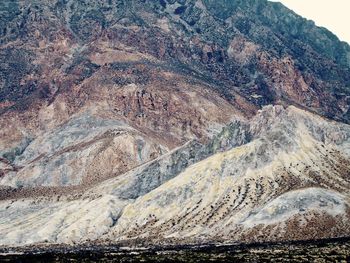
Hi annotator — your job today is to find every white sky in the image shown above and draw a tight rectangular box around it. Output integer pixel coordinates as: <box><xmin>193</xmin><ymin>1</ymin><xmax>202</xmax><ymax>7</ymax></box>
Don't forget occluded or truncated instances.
<box><xmin>269</xmin><ymin>0</ymin><xmax>350</xmax><ymax>44</ymax></box>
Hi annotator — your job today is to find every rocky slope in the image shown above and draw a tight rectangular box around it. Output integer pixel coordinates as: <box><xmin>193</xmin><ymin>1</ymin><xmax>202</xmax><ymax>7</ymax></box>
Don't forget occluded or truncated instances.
<box><xmin>0</xmin><ymin>0</ymin><xmax>349</xmax><ymax>247</ymax></box>
<box><xmin>0</xmin><ymin>106</ymin><xmax>350</xmax><ymax>246</ymax></box>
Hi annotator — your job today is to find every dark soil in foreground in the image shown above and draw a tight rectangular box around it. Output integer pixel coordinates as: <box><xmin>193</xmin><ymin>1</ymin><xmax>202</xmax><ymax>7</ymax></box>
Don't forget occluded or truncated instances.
<box><xmin>0</xmin><ymin>237</ymin><xmax>349</xmax><ymax>263</ymax></box>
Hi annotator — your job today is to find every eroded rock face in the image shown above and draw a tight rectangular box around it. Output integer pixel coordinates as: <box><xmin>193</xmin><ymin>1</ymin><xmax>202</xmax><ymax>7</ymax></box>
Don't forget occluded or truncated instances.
<box><xmin>0</xmin><ymin>106</ymin><xmax>349</xmax><ymax>246</ymax></box>
<box><xmin>0</xmin><ymin>0</ymin><xmax>350</xmax><ymax>248</ymax></box>
<box><xmin>0</xmin><ymin>0</ymin><xmax>350</xmax><ymax>122</ymax></box>
<box><xmin>0</xmin><ymin>64</ymin><xmax>245</xmax><ymax>189</ymax></box>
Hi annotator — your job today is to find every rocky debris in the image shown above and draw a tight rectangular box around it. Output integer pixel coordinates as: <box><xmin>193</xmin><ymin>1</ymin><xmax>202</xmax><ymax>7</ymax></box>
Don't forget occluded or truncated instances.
<box><xmin>0</xmin><ymin>238</ymin><xmax>349</xmax><ymax>262</ymax></box>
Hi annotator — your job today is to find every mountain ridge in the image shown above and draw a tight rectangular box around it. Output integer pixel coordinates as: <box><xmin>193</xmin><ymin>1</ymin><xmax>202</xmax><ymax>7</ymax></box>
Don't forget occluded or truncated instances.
<box><xmin>1</xmin><ymin>105</ymin><xmax>350</xmax><ymax>246</ymax></box>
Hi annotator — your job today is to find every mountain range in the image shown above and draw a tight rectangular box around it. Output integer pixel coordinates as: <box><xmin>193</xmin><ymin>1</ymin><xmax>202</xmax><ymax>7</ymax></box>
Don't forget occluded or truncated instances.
<box><xmin>0</xmin><ymin>0</ymin><xmax>349</xmax><ymax>247</ymax></box>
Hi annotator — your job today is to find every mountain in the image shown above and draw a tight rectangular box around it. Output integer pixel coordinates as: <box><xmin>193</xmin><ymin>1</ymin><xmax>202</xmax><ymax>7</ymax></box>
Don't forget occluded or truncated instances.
<box><xmin>0</xmin><ymin>0</ymin><xmax>349</xmax><ymax>247</ymax></box>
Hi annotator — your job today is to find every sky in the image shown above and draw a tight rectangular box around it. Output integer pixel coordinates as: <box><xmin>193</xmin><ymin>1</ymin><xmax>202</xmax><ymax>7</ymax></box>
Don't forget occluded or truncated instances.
<box><xmin>269</xmin><ymin>0</ymin><xmax>350</xmax><ymax>44</ymax></box>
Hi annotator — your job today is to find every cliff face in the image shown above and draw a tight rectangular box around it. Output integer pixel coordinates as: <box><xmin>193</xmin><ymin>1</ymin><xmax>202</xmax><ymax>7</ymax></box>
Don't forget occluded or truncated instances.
<box><xmin>0</xmin><ymin>0</ymin><xmax>349</xmax><ymax>247</ymax></box>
